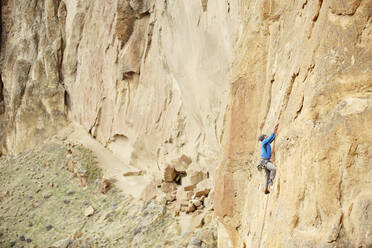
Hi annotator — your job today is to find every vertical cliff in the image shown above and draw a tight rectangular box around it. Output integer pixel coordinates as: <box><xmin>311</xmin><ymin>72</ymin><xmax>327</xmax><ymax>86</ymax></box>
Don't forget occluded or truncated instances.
<box><xmin>215</xmin><ymin>0</ymin><xmax>372</xmax><ymax>247</ymax></box>
<box><xmin>0</xmin><ymin>0</ymin><xmax>371</xmax><ymax>247</ymax></box>
<box><xmin>61</xmin><ymin>0</ymin><xmax>236</xmax><ymax>176</ymax></box>
<box><xmin>0</xmin><ymin>0</ymin><xmax>67</xmax><ymax>154</ymax></box>
<box><xmin>0</xmin><ymin>0</ymin><xmax>236</xmax><ymax>177</ymax></box>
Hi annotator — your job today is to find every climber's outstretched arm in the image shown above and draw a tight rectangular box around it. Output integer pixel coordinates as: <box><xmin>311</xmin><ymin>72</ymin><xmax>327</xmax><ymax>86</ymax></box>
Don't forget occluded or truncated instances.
<box><xmin>274</xmin><ymin>124</ymin><xmax>279</xmax><ymax>137</ymax></box>
<box><xmin>263</xmin><ymin>133</ymin><xmax>275</xmax><ymax>145</ymax></box>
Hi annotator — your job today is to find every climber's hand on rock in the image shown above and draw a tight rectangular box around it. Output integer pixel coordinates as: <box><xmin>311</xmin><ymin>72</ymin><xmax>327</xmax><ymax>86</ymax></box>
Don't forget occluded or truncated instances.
<box><xmin>274</xmin><ymin>124</ymin><xmax>279</xmax><ymax>134</ymax></box>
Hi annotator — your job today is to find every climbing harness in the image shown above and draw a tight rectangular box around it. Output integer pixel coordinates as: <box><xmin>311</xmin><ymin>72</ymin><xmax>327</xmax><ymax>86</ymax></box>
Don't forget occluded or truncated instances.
<box><xmin>257</xmin><ymin>158</ymin><xmax>269</xmax><ymax>171</ymax></box>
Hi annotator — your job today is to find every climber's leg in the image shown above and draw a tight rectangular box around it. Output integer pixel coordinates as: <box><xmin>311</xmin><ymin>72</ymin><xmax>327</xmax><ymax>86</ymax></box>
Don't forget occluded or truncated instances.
<box><xmin>264</xmin><ymin>168</ymin><xmax>270</xmax><ymax>194</ymax></box>
<box><xmin>266</xmin><ymin>162</ymin><xmax>276</xmax><ymax>185</ymax></box>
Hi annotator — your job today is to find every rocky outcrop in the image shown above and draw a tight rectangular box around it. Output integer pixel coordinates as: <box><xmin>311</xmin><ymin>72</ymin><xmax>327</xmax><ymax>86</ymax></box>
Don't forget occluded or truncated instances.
<box><xmin>0</xmin><ymin>1</ymin><xmax>234</xmax><ymax>244</ymax></box>
<box><xmin>215</xmin><ymin>1</ymin><xmax>372</xmax><ymax>247</ymax></box>
<box><xmin>0</xmin><ymin>0</ymin><xmax>67</xmax><ymax>154</ymax></box>
<box><xmin>60</xmin><ymin>0</ymin><xmax>236</xmax><ymax>178</ymax></box>
<box><xmin>0</xmin><ymin>0</ymin><xmax>235</xmax><ymax>181</ymax></box>
<box><xmin>0</xmin><ymin>0</ymin><xmax>371</xmax><ymax>247</ymax></box>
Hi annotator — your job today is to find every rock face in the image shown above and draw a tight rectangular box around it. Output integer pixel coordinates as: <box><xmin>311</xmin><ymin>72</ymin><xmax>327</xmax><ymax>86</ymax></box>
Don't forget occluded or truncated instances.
<box><xmin>0</xmin><ymin>0</ymin><xmax>371</xmax><ymax>247</ymax></box>
<box><xmin>0</xmin><ymin>0</ymin><xmax>67</xmax><ymax>154</ymax></box>
<box><xmin>0</xmin><ymin>0</ymin><xmax>235</xmax><ymax>176</ymax></box>
<box><xmin>214</xmin><ymin>1</ymin><xmax>372</xmax><ymax>247</ymax></box>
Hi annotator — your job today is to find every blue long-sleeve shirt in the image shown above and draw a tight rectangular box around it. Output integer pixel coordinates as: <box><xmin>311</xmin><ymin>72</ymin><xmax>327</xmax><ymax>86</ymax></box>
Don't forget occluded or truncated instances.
<box><xmin>261</xmin><ymin>133</ymin><xmax>275</xmax><ymax>159</ymax></box>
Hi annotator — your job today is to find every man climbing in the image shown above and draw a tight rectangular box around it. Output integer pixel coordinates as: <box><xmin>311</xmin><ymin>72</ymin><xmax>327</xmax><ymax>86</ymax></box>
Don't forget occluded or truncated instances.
<box><xmin>258</xmin><ymin>124</ymin><xmax>278</xmax><ymax>194</ymax></box>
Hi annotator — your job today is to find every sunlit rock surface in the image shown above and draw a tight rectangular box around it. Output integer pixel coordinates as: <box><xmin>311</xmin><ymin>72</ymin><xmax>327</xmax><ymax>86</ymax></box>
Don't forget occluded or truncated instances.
<box><xmin>0</xmin><ymin>0</ymin><xmax>371</xmax><ymax>247</ymax></box>
<box><xmin>214</xmin><ymin>1</ymin><xmax>371</xmax><ymax>247</ymax></box>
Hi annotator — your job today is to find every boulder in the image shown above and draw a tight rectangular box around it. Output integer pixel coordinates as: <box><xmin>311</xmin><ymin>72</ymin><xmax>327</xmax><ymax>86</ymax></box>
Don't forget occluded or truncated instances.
<box><xmin>123</xmin><ymin>170</ymin><xmax>143</xmax><ymax>176</ymax></box>
<box><xmin>96</xmin><ymin>179</ymin><xmax>111</xmax><ymax>194</ymax></box>
<box><xmin>176</xmin><ymin>187</ymin><xmax>194</xmax><ymax>211</ymax></box>
<box><xmin>170</xmin><ymin>155</ymin><xmax>192</xmax><ymax>173</ymax></box>
<box><xmin>193</xmin><ymin>179</ymin><xmax>212</xmax><ymax>198</ymax></box>
<box><xmin>161</xmin><ymin>182</ymin><xmax>177</xmax><ymax>193</ymax></box>
<box><xmin>186</xmin><ymin>203</ymin><xmax>196</xmax><ymax>213</ymax></box>
<box><xmin>192</xmin><ymin>199</ymin><xmax>202</xmax><ymax>207</ymax></box>
<box><xmin>163</xmin><ymin>165</ymin><xmax>176</xmax><ymax>182</ymax></box>
<box><xmin>194</xmin><ymin>188</ymin><xmax>210</xmax><ymax>198</ymax></box>
<box><xmin>182</xmin><ymin>170</ymin><xmax>207</xmax><ymax>186</ymax></box>
<box><xmin>184</xmin><ymin>184</ymin><xmax>197</xmax><ymax>192</ymax></box>
<box><xmin>84</xmin><ymin>206</ymin><xmax>94</xmax><ymax>217</ymax></box>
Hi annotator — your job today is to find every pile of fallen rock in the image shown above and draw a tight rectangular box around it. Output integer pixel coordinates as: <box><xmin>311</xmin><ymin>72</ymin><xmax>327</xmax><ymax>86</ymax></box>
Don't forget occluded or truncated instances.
<box><xmin>158</xmin><ymin>155</ymin><xmax>213</xmax><ymax>215</ymax></box>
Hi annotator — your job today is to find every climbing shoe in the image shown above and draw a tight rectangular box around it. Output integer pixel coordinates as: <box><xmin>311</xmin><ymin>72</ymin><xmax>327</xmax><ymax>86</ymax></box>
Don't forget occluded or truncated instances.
<box><xmin>264</xmin><ymin>190</ymin><xmax>270</xmax><ymax>195</ymax></box>
<box><xmin>268</xmin><ymin>179</ymin><xmax>273</xmax><ymax>186</ymax></box>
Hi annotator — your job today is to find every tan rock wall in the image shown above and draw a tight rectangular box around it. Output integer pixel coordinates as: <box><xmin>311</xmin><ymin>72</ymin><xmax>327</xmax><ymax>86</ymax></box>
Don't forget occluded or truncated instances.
<box><xmin>0</xmin><ymin>0</ymin><xmax>67</xmax><ymax>154</ymax></box>
<box><xmin>0</xmin><ymin>0</ymin><xmax>236</xmax><ymax>173</ymax></box>
<box><xmin>61</xmin><ymin>0</ymin><xmax>236</xmax><ymax>174</ymax></box>
<box><xmin>0</xmin><ymin>0</ymin><xmax>371</xmax><ymax>247</ymax></box>
<box><xmin>215</xmin><ymin>0</ymin><xmax>372</xmax><ymax>247</ymax></box>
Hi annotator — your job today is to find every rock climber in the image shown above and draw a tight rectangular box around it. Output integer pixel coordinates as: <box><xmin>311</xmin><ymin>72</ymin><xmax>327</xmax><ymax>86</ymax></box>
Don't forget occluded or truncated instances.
<box><xmin>258</xmin><ymin>124</ymin><xmax>278</xmax><ymax>194</ymax></box>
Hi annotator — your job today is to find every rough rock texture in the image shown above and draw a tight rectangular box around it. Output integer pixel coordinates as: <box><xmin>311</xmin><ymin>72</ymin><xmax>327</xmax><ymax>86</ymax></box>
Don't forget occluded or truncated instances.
<box><xmin>0</xmin><ymin>0</ymin><xmax>67</xmax><ymax>154</ymax></box>
<box><xmin>60</xmin><ymin>0</ymin><xmax>236</xmax><ymax>177</ymax></box>
<box><xmin>0</xmin><ymin>0</ymin><xmax>234</xmax><ymax>246</ymax></box>
<box><xmin>0</xmin><ymin>0</ymin><xmax>235</xmax><ymax>178</ymax></box>
<box><xmin>214</xmin><ymin>0</ymin><xmax>372</xmax><ymax>247</ymax></box>
<box><xmin>0</xmin><ymin>0</ymin><xmax>371</xmax><ymax>247</ymax></box>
